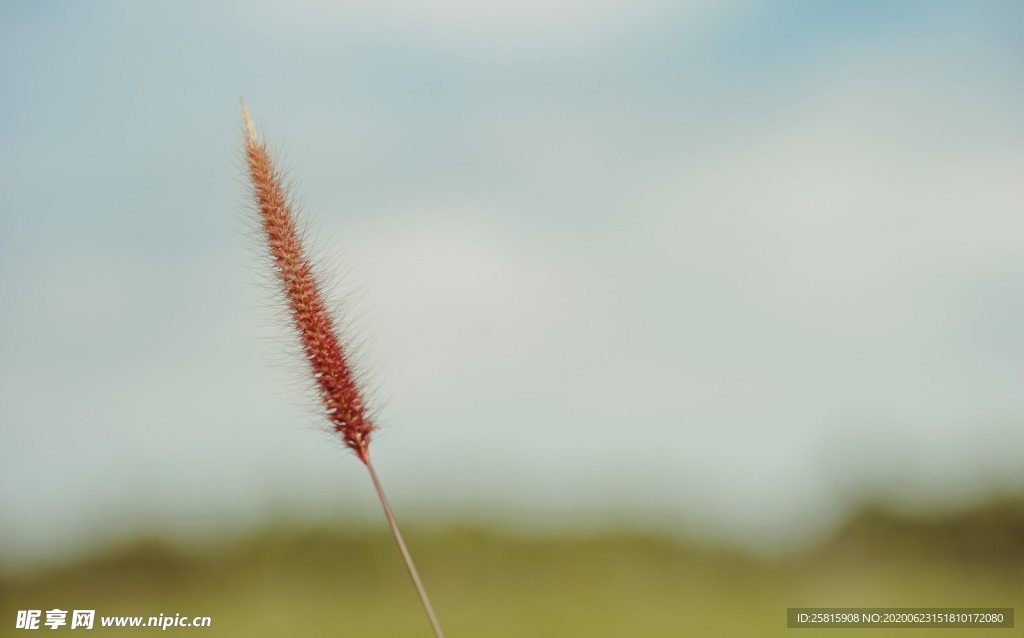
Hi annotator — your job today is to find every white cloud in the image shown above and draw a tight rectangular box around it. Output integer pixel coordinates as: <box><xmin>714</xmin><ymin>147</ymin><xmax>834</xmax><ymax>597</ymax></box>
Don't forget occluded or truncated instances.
<box><xmin>233</xmin><ymin>0</ymin><xmax>733</xmax><ymax>56</ymax></box>
<box><xmin>340</xmin><ymin>209</ymin><xmax>571</xmax><ymax>403</ymax></box>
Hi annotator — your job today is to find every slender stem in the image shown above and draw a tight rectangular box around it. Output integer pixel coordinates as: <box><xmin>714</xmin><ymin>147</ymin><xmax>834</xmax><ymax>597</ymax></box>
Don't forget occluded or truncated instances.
<box><xmin>363</xmin><ymin>457</ymin><xmax>446</xmax><ymax>638</ymax></box>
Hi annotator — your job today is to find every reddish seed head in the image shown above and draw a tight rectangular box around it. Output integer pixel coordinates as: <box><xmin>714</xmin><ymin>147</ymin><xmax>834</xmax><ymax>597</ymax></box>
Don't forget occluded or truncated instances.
<box><xmin>240</xmin><ymin>100</ymin><xmax>375</xmax><ymax>462</ymax></box>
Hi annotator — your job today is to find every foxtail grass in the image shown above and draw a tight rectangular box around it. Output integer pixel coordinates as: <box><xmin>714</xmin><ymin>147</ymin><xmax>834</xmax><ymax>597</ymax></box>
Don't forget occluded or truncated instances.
<box><xmin>238</xmin><ymin>99</ymin><xmax>445</xmax><ymax>638</ymax></box>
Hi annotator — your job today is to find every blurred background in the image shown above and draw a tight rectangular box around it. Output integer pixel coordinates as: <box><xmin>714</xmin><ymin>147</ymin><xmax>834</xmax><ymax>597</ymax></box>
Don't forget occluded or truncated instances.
<box><xmin>2</xmin><ymin>1</ymin><xmax>1024</xmax><ymax>635</ymax></box>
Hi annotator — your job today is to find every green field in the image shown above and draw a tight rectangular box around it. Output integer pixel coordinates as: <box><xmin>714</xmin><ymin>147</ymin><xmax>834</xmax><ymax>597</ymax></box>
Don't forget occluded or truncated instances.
<box><xmin>3</xmin><ymin>500</ymin><xmax>1022</xmax><ymax>636</ymax></box>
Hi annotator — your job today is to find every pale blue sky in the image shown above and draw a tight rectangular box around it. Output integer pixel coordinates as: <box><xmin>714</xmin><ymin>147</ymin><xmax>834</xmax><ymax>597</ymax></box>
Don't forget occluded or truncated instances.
<box><xmin>3</xmin><ymin>0</ymin><xmax>1024</xmax><ymax>567</ymax></box>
